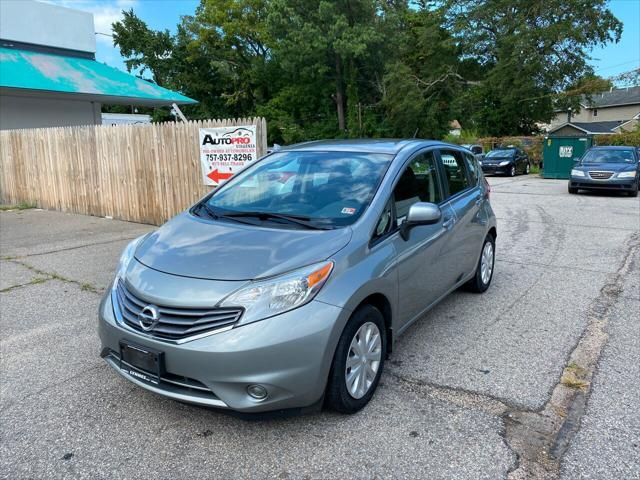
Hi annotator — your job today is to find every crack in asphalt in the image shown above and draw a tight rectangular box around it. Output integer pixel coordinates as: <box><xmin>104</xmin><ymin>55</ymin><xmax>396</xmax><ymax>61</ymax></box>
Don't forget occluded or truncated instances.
<box><xmin>503</xmin><ymin>231</ymin><xmax>640</xmax><ymax>480</ymax></box>
<box><xmin>2</xmin><ymin>258</ymin><xmax>103</xmax><ymax>295</ymax></box>
<box><xmin>494</xmin><ymin>218</ymin><xmax>638</xmax><ymax>232</ymax></box>
<box><xmin>387</xmin><ymin>199</ymin><xmax>638</xmax><ymax>480</ymax></box>
<box><xmin>389</xmin><ymin>232</ymin><xmax>639</xmax><ymax>480</ymax></box>
<box><xmin>0</xmin><ymin>363</ymin><xmax>107</xmax><ymax>412</ymax></box>
<box><xmin>3</xmin><ymin>235</ymin><xmax>143</xmax><ymax>259</ymax></box>
<box><xmin>496</xmin><ymin>258</ymin><xmax>610</xmax><ymax>275</ymax></box>
<box><xmin>387</xmin><ymin>371</ymin><xmax>512</xmax><ymax>416</ymax></box>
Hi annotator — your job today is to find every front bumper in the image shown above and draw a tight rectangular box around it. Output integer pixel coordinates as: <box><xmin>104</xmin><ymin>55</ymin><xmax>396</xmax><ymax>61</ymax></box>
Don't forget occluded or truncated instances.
<box><xmin>481</xmin><ymin>165</ymin><xmax>510</xmax><ymax>175</ymax></box>
<box><xmin>569</xmin><ymin>176</ymin><xmax>637</xmax><ymax>191</ymax></box>
<box><xmin>98</xmin><ymin>287</ymin><xmax>347</xmax><ymax>412</ymax></box>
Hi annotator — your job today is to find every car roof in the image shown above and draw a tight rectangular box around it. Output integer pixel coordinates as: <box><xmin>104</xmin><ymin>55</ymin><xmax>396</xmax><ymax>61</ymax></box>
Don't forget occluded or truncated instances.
<box><xmin>281</xmin><ymin>139</ymin><xmax>448</xmax><ymax>155</ymax></box>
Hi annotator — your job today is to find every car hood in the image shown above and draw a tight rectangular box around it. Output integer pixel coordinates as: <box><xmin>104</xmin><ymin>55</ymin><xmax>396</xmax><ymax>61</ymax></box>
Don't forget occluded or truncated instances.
<box><xmin>578</xmin><ymin>163</ymin><xmax>637</xmax><ymax>172</ymax></box>
<box><xmin>134</xmin><ymin>212</ymin><xmax>352</xmax><ymax>281</ymax></box>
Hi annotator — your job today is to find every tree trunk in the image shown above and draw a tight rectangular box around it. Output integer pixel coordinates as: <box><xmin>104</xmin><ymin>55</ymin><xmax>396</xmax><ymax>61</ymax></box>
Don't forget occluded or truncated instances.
<box><xmin>334</xmin><ymin>55</ymin><xmax>346</xmax><ymax>131</ymax></box>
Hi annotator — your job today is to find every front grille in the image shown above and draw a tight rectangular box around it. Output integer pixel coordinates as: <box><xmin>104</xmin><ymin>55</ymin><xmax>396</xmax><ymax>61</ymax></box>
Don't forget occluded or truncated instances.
<box><xmin>588</xmin><ymin>171</ymin><xmax>614</xmax><ymax>180</ymax></box>
<box><xmin>115</xmin><ymin>280</ymin><xmax>243</xmax><ymax>341</ymax></box>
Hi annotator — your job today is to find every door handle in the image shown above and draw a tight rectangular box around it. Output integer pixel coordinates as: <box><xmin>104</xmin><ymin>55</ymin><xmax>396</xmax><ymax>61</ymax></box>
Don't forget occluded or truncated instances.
<box><xmin>475</xmin><ymin>196</ymin><xmax>483</xmax><ymax>206</ymax></box>
<box><xmin>443</xmin><ymin>217</ymin><xmax>455</xmax><ymax>230</ymax></box>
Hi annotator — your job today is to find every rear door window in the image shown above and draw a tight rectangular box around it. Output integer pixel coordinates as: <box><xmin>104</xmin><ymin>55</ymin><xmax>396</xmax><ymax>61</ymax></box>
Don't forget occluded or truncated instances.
<box><xmin>440</xmin><ymin>150</ymin><xmax>470</xmax><ymax>197</ymax></box>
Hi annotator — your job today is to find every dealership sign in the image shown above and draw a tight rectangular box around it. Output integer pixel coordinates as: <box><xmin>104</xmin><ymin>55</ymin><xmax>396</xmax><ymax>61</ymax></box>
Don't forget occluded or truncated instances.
<box><xmin>199</xmin><ymin>125</ymin><xmax>258</xmax><ymax>186</ymax></box>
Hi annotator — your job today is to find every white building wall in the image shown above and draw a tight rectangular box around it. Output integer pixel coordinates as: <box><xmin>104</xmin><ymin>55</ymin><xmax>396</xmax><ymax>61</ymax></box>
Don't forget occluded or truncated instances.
<box><xmin>0</xmin><ymin>94</ymin><xmax>101</xmax><ymax>130</ymax></box>
<box><xmin>0</xmin><ymin>0</ymin><xmax>95</xmax><ymax>53</ymax></box>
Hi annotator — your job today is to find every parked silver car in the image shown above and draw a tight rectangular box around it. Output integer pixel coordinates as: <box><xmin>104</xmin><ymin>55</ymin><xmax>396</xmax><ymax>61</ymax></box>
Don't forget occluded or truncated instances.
<box><xmin>99</xmin><ymin>140</ymin><xmax>497</xmax><ymax>414</ymax></box>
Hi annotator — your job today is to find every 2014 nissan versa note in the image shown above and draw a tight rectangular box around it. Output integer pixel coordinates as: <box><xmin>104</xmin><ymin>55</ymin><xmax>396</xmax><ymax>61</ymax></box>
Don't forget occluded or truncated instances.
<box><xmin>99</xmin><ymin>139</ymin><xmax>497</xmax><ymax>414</ymax></box>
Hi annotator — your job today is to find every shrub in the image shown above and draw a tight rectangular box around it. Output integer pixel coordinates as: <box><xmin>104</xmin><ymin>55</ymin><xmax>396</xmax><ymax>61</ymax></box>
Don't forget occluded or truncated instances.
<box><xmin>594</xmin><ymin>131</ymin><xmax>640</xmax><ymax>147</ymax></box>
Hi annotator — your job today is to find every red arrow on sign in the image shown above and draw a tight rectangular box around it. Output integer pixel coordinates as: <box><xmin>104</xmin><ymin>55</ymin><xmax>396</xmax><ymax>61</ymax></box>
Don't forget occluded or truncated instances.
<box><xmin>207</xmin><ymin>169</ymin><xmax>234</xmax><ymax>183</ymax></box>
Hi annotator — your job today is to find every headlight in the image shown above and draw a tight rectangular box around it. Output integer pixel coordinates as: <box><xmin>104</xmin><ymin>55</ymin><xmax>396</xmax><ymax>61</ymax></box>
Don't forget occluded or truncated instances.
<box><xmin>499</xmin><ymin>161</ymin><xmax>510</xmax><ymax>166</ymax></box>
<box><xmin>115</xmin><ymin>235</ymin><xmax>147</xmax><ymax>280</ymax></box>
<box><xmin>571</xmin><ymin>169</ymin><xmax>585</xmax><ymax>177</ymax></box>
<box><xmin>478</xmin><ymin>160</ymin><xmax>483</xmax><ymax>166</ymax></box>
<box><xmin>220</xmin><ymin>261</ymin><xmax>333</xmax><ymax>325</ymax></box>
<box><xmin>617</xmin><ymin>171</ymin><xmax>636</xmax><ymax>178</ymax></box>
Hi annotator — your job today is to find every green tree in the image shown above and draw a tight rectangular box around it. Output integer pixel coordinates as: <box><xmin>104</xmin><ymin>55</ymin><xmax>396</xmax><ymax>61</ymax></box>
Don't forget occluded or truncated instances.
<box><xmin>445</xmin><ymin>0</ymin><xmax>622</xmax><ymax>135</ymax></box>
<box><xmin>381</xmin><ymin>6</ymin><xmax>464</xmax><ymax>138</ymax></box>
<box><xmin>554</xmin><ymin>74</ymin><xmax>614</xmax><ymax>114</ymax></box>
<box><xmin>112</xmin><ymin>10</ymin><xmax>176</xmax><ymax>87</ymax></box>
<box><xmin>265</xmin><ymin>0</ymin><xmax>388</xmax><ymax>138</ymax></box>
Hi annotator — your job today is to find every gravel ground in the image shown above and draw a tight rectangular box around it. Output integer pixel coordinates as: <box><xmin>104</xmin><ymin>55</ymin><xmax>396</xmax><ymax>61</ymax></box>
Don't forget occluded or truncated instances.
<box><xmin>1</xmin><ymin>175</ymin><xmax>638</xmax><ymax>479</ymax></box>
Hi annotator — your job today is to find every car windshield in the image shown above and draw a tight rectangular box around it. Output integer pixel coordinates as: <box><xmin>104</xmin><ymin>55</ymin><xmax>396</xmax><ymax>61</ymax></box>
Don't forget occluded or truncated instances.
<box><xmin>202</xmin><ymin>151</ymin><xmax>393</xmax><ymax>228</ymax></box>
<box><xmin>581</xmin><ymin>149</ymin><xmax>636</xmax><ymax>164</ymax></box>
<box><xmin>485</xmin><ymin>149</ymin><xmax>515</xmax><ymax>158</ymax></box>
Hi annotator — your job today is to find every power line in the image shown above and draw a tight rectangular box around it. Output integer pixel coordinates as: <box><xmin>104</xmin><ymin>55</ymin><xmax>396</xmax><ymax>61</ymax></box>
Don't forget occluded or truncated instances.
<box><xmin>592</xmin><ymin>59</ymin><xmax>640</xmax><ymax>73</ymax></box>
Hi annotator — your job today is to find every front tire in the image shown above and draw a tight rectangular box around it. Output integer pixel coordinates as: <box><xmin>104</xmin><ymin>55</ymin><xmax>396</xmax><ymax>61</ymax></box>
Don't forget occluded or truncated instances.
<box><xmin>509</xmin><ymin>165</ymin><xmax>516</xmax><ymax>177</ymax></box>
<box><xmin>325</xmin><ymin>305</ymin><xmax>386</xmax><ymax>414</ymax></box>
<box><xmin>568</xmin><ymin>185</ymin><xmax>578</xmax><ymax>194</ymax></box>
<box><xmin>464</xmin><ymin>233</ymin><xmax>495</xmax><ymax>293</ymax></box>
<box><xmin>629</xmin><ymin>181</ymin><xmax>638</xmax><ymax>197</ymax></box>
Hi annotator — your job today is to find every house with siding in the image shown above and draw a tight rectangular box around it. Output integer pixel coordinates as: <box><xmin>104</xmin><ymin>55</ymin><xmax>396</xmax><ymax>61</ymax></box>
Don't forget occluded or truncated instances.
<box><xmin>548</xmin><ymin>86</ymin><xmax>640</xmax><ymax>136</ymax></box>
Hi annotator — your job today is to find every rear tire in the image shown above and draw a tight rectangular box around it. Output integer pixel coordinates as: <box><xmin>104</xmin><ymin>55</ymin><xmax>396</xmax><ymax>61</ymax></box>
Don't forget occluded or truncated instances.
<box><xmin>464</xmin><ymin>233</ymin><xmax>495</xmax><ymax>293</ymax></box>
<box><xmin>325</xmin><ymin>305</ymin><xmax>386</xmax><ymax>414</ymax></box>
<box><xmin>525</xmin><ymin>163</ymin><xmax>530</xmax><ymax>175</ymax></box>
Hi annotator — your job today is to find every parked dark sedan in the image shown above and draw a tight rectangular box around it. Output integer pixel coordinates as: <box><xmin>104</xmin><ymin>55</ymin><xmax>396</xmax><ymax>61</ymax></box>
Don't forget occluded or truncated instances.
<box><xmin>480</xmin><ymin>148</ymin><xmax>530</xmax><ymax>176</ymax></box>
<box><xmin>568</xmin><ymin>146</ymin><xmax>639</xmax><ymax>197</ymax></box>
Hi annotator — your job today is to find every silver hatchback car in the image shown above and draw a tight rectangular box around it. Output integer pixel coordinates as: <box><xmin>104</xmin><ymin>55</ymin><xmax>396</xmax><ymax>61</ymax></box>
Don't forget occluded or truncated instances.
<box><xmin>99</xmin><ymin>139</ymin><xmax>497</xmax><ymax>414</ymax></box>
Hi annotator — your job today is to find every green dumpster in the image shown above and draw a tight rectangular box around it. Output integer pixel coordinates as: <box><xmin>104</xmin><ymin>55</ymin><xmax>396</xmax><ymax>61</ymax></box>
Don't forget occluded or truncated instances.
<box><xmin>542</xmin><ymin>136</ymin><xmax>593</xmax><ymax>179</ymax></box>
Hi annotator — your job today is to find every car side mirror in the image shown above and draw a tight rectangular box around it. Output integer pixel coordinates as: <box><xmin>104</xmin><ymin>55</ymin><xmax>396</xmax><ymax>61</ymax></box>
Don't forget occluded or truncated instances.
<box><xmin>400</xmin><ymin>202</ymin><xmax>442</xmax><ymax>241</ymax></box>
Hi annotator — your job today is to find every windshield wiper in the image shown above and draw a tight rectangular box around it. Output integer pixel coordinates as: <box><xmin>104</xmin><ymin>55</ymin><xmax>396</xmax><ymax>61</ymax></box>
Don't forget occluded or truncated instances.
<box><xmin>220</xmin><ymin>211</ymin><xmax>332</xmax><ymax>230</ymax></box>
<box><xmin>195</xmin><ymin>202</ymin><xmax>219</xmax><ymax>220</ymax></box>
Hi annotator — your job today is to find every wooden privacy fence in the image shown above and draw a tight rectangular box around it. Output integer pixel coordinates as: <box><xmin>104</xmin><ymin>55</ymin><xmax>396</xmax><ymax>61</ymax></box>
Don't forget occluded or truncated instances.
<box><xmin>0</xmin><ymin>118</ymin><xmax>267</xmax><ymax>225</ymax></box>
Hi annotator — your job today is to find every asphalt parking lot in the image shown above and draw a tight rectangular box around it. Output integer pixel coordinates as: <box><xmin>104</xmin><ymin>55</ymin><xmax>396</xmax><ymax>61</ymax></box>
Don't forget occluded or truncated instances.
<box><xmin>1</xmin><ymin>176</ymin><xmax>639</xmax><ymax>479</ymax></box>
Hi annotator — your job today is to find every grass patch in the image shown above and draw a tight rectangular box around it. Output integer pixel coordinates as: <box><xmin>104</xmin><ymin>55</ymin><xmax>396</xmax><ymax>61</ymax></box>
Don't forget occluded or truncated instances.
<box><xmin>80</xmin><ymin>282</ymin><xmax>99</xmax><ymax>293</ymax></box>
<box><xmin>562</xmin><ymin>362</ymin><xmax>589</xmax><ymax>390</ymax></box>
<box><xmin>530</xmin><ymin>165</ymin><xmax>541</xmax><ymax>175</ymax></box>
<box><xmin>0</xmin><ymin>202</ymin><xmax>37</xmax><ymax>211</ymax></box>
<box><xmin>8</xmin><ymin>259</ymin><xmax>102</xmax><ymax>294</ymax></box>
<box><xmin>565</xmin><ymin>362</ymin><xmax>586</xmax><ymax>375</ymax></box>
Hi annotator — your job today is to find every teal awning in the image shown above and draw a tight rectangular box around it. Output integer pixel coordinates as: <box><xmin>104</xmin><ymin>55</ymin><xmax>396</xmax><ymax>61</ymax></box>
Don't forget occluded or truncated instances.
<box><xmin>0</xmin><ymin>47</ymin><xmax>197</xmax><ymax>105</ymax></box>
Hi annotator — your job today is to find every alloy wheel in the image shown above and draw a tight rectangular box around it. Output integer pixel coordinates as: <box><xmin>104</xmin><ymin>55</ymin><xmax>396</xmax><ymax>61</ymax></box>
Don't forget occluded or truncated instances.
<box><xmin>345</xmin><ymin>322</ymin><xmax>382</xmax><ymax>399</ymax></box>
<box><xmin>480</xmin><ymin>241</ymin><xmax>494</xmax><ymax>285</ymax></box>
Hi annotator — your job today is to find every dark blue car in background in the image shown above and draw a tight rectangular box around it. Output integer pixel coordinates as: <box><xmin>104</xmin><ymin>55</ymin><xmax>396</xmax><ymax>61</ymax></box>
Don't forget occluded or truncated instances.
<box><xmin>569</xmin><ymin>146</ymin><xmax>639</xmax><ymax>197</ymax></box>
